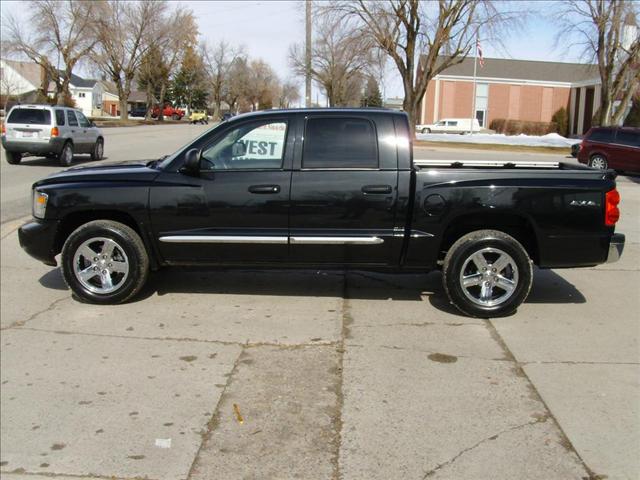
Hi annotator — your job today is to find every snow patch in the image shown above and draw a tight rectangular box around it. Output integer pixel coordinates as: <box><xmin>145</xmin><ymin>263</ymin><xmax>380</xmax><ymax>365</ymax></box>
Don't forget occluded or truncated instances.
<box><xmin>416</xmin><ymin>132</ymin><xmax>578</xmax><ymax>147</ymax></box>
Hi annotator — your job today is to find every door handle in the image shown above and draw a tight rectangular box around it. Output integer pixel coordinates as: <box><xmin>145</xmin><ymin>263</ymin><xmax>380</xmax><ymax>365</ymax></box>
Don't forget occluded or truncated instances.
<box><xmin>248</xmin><ymin>184</ymin><xmax>280</xmax><ymax>194</ymax></box>
<box><xmin>362</xmin><ymin>185</ymin><xmax>392</xmax><ymax>194</ymax></box>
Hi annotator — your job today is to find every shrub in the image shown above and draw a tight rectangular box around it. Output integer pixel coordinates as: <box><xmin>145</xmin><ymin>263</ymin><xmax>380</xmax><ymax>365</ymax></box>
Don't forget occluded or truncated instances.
<box><xmin>488</xmin><ymin>118</ymin><xmax>557</xmax><ymax>136</ymax></box>
<box><xmin>551</xmin><ymin>107</ymin><xmax>568</xmax><ymax>136</ymax></box>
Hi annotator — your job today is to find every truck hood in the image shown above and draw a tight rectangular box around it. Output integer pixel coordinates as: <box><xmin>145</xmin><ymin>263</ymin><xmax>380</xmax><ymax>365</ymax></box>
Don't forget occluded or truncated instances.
<box><xmin>34</xmin><ymin>160</ymin><xmax>161</xmax><ymax>187</ymax></box>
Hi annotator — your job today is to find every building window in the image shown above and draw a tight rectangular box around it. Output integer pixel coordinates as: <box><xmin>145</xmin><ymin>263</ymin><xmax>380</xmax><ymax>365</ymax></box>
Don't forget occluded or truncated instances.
<box><xmin>78</xmin><ymin>92</ymin><xmax>86</xmax><ymax>98</ymax></box>
<box><xmin>475</xmin><ymin>83</ymin><xmax>488</xmax><ymax>127</ymax></box>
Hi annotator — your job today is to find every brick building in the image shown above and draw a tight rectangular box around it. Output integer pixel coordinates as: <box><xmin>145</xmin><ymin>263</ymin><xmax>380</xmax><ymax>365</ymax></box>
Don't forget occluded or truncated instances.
<box><xmin>418</xmin><ymin>57</ymin><xmax>602</xmax><ymax>135</ymax></box>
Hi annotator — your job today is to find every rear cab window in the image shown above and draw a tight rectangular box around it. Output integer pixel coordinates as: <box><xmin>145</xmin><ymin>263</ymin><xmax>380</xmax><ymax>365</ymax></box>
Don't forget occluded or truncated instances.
<box><xmin>303</xmin><ymin>117</ymin><xmax>378</xmax><ymax>169</ymax></box>
<box><xmin>7</xmin><ymin>108</ymin><xmax>51</xmax><ymax>125</ymax></box>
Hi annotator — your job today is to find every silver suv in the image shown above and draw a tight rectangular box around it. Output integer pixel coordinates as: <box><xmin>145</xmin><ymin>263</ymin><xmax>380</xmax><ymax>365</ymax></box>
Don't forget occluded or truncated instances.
<box><xmin>1</xmin><ymin>104</ymin><xmax>104</xmax><ymax>166</ymax></box>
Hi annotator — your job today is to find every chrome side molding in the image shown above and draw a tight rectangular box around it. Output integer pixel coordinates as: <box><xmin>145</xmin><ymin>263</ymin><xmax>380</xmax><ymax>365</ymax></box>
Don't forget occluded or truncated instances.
<box><xmin>159</xmin><ymin>235</ymin><xmax>385</xmax><ymax>245</ymax></box>
<box><xmin>290</xmin><ymin>236</ymin><xmax>384</xmax><ymax>245</ymax></box>
<box><xmin>159</xmin><ymin>235</ymin><xmax>289</xmax><ymax>244</ymax></box>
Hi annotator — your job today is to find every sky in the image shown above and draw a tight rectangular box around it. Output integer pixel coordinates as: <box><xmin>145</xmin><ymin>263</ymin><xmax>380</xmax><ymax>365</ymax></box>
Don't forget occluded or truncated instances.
<box><xmin>0</xmin><ymin>0</ymin><xmax>586</xmax><ymax>102</ymax></box>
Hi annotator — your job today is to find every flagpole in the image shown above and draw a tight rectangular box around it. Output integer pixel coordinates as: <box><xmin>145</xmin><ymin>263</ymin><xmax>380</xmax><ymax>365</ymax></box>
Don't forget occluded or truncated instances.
<box><xmin>470</xmin><ymin>36</ymin><xmax>478</xmax><ymax>135</ymax></box>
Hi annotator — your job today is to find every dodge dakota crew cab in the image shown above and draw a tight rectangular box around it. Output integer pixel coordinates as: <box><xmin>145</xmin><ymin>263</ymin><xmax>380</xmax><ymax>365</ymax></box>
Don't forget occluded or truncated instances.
<box><xmin>19</xmin><ymin>108</ymin><xmax>625</xmax><ymax>317</ymax></box>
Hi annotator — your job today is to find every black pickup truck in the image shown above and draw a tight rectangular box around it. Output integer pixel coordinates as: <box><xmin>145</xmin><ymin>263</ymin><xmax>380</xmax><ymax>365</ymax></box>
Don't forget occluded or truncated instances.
<box><xmin>18</xmin><ymin>108</ymin><xmax>625</xmax><ymax>317</ymax></box>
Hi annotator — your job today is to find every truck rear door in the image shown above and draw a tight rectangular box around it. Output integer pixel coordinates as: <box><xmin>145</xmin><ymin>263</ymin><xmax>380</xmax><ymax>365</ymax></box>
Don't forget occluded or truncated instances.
<box><xmin>289</xmin><ymin>113</ymin><xmax>399</xmax><ymax>265</ymax></box>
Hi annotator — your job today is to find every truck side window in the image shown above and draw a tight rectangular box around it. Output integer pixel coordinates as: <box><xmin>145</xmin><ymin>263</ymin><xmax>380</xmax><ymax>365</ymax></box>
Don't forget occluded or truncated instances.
<box><xmin>303</xmin><ymin>117</ymin><xmax>377</xmax><ymax>169</ymax></box>
<box><xmin>55</xmin><ymin>110</ymin><xmax>65</xmax><ymax>126</ymax></box>
<box><xmin>67</xmin><ymin>110</ymin><xmax>79</xmax><ymax>127</ymax></box>
<box><xmin>201</xmin><ymin>120</ymin><xmax>287</xmax><ymax>170</ymax></box>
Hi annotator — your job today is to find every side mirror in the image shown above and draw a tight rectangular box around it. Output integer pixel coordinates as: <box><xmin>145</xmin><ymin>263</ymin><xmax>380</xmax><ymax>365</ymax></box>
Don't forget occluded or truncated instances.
<box><xmin>182</xmin><ymin>148</ymin><xmax>201</xmax><ymax>175</ymax></box>
<box><xmin>231</xmin><ymin>141</ymin><xmax>247</xmax><ymax>157</ymax></box>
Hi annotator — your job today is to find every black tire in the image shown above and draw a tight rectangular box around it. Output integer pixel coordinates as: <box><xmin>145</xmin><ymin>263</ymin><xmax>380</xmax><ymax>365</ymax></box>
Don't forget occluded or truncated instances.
<box><xmin>91</xmin><ymin>138</ymin><xmax>104</xmax><ymax>161</ymax></box>
<box><xmin>5</xmin><ymin>151</ymin><xmax>21</xmax><ymax>164</ymax></box>
<box><xmin>61</xmin><ymin>220</ymin><xmax>149</xmax><ymax>304</ymax></box>
<box><xmin>588</xmin><ymin>154</ymin><xmax>608</xmax><ymax>170</ymax></box>
<box><xmin>421</xmin><ymin>128</ymin><xmax>430</xmax><ymax>134</ymax></box>
<box><xmin>58</xmin><ymin>142</ymin><xmax>74</xmax><ymax>167</ymax></box>
<box><xmin>172</xmin><ymin>113</ymin><xmax>179</xmax><ymax>121</ymax></box>
<box><xmin>442</xmin><ymin>229</ymin><xmax>533</xmax><ymax>318</ymax></box>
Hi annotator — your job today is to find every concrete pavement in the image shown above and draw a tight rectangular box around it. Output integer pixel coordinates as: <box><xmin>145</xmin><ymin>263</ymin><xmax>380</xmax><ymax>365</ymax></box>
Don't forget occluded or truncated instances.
<box><xmin>1</xmin><ymin>124</ymin><xmax>638</xmax><ymax>479</ymax></box>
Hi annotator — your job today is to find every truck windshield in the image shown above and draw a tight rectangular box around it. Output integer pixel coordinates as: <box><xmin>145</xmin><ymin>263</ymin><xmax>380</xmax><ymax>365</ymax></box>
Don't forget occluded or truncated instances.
<box><xmin>7</xmin><ymin>108</ymin><xmax>51</xmax><ymax>125</ymax></box>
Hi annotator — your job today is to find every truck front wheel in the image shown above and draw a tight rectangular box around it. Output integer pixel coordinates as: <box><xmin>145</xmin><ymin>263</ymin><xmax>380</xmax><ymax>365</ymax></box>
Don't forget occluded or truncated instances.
<box><xmin>442</xmin><ymin>230</ymin><xmax>533</xmax><ymax>318</ymax></box>
<box><xmin>61</xmin><ymin>220</ymin><xmax>149</xmax><ymax>304</ymax></box>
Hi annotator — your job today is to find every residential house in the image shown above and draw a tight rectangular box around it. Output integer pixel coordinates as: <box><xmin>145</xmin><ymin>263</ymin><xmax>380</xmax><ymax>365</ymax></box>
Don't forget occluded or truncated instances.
<box><xmin>418</xmin><ymin>57</ymin><xmax>603</xmax><ymax>136</ymax></box>
<box><xmin>0</xmin><ymin>58</ymin><xmax>44</xmax><ymax>103</ymax></box>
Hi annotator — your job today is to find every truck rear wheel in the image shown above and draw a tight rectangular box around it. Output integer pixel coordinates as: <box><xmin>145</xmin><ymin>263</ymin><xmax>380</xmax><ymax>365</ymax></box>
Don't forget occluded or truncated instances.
<box><xmin>61</xmin><ymin>220</ymin><xmax>149</xmax><ymax>304</ymax></box>
<box><xmin>442</xmin><ymin>230</ymin><xmax>533</xmax><ymax>318</ymax></box>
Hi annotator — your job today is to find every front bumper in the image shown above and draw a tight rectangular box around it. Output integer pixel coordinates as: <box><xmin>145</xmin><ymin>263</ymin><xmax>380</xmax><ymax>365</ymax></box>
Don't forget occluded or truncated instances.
<box><xmin>18</xmin><ymin>219</ymin><xmax>59</xmax><ymax>266</ymax></box>
<box><xmin>606</xmin><ymin>233</ymin><xmax>625</xmax><ymax>263</ymax></box>
<box><xmin>2</xmin><ymin>137</ymin><xmax>65</xmax><ymax>156</ymax></box>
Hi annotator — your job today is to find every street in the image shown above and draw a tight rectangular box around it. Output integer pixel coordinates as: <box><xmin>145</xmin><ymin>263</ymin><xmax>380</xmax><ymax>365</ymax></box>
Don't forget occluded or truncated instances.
<box><xmin>1</xmin><ymin>124</ymin><xmax>638</xmax><ymax>480</ymax></box>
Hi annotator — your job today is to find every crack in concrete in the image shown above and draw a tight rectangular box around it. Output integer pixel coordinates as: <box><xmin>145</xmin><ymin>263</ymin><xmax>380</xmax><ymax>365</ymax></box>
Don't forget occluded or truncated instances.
<box><xmin>12</xmin><ymin>327</ymin><xmax>339</xmax><ymax>349</ymax></box>
<box><xmin>0</xmin><ymin>468</ymin><xmax>157</xmax><ymax>480</ymax></box>
<box><xmin>522</xmin><ymin>360</ymin><xmax>639</xmax><ymax>366</ymax></box>
<box><xmin>483</xmin><ymin>319</ymin><xmax>596</xmax><ymax>479</ymax></box>
<box><xmin>186</xmin><ymin>345</ymin><xmax>245</xmax><ymax>479</ymax></box>
<box><xmin>422</xmin><ymin>418</ymin><xmax>546</xmax><ymax>478</ymax></box>
<box><xmin>0</xmin><ymin>296</ymin><xmax>70</xmax><ymax>331</ymax></box>
<box><xmin>331</xmin><ymin>274</ymin><xmax>348</xmax><ymax>480</ymax></box>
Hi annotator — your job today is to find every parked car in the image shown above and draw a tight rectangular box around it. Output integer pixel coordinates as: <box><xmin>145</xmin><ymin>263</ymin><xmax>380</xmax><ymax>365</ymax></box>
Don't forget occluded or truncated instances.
<box><xmin>1</xmin><ymin>104</ymin><xmax>104</xmax><ymax>166</ymax></box>
<box><xmin>151</xmin><ymin>104</ymin><xmax>184</xmax><ymax>120</ymax></box>
<box><xmin>577</xmin><ymin>126</ymin><xmax>640</xmax><ymax>172</ymax></box>
<box><xmin>129</xmin><ymin>106</ymin><xmax>149</xmax><ymax>118</ymax></box>
<box><xmin>18</xmin><ymin>108</ymin><xmax>624</xmax><ymax>317</ymax></box>
<box><xmin>222</xmin><ymin>112</ymin><xmax>233</xmax><ymax>121</ymax></box>
<box><xmin>416</xmin><ymin>118</ymin><xmax>481</xmax><ymax>134</ymax></box>
<box><xmin>189</xmin><ymin>111</ymin><xmax>209</xmax><ymax>124</ymax></box>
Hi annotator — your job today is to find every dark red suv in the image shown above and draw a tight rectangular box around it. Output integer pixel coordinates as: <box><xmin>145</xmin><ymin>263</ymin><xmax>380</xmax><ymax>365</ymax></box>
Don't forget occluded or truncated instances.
<box><xmin>577</xmin><ymin>126</ymin><xmax>640</xmax><ymax>172</ymax></box>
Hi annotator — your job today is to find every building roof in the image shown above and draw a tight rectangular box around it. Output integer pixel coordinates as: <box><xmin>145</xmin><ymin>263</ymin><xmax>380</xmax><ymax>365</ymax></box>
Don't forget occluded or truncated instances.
<box><xmin>1</xmin><ymin>58</ymin><xmax>41</xmax><ymax>89</ymax></box>
<box><xmin>433</xmin><ymin>56</ymin><xmax>600</xmax><ymax>84</ymax></box>
<box><xmin>57</xmin><ymin>71</ymin><xmax>97</xmax><ymax>89</ymax></box>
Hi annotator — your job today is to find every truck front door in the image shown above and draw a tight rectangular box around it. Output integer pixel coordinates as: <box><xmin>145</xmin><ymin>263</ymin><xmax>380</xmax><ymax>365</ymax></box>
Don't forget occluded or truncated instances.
<box><xmin>150</xmin><ymin>117</ymin><xmax>293</xmax><ymax>264</ymax></box>
<box><xmin>289</xmin><ymin>114</ymin><xmax>399</xmax><ymax>266</ymax></box>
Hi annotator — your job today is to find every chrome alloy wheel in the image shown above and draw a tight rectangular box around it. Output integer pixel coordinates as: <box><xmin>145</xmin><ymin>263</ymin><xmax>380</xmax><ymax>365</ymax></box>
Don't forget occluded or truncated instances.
<box><xmin>459</xmin><ymin>247</ymin><xmax>519</xmax><ymax>307</ymax></box>
<box><xmin>96</xmin><ymin>141</ymin><xmax>103</xmax><ymax>159</ymax></box>
<box><xmin>73</xmin><ymin>237</ymin><xmax>129</xmax><ymax>294</ymax></box>
<box><xmin>590</xmin><ymin>155</ymin><xmax>607</xmax><ymax>169</ymax></box>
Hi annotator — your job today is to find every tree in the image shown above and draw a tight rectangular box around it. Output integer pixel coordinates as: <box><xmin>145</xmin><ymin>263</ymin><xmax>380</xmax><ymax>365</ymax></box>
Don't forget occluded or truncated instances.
<box><xmin>246</xmin><ymin>60</ymin><xmax>280</xmax><ymax>110</ymax></box>
<box><xmin>362</xmin><ymin>75</ymin><xmax>383</xmax><ymax>107</ymax></box>
<box><xmin>92</xmin><ymin>0</ymin><xmax>167</xmax><ymax>120</ymax></box>
<box><xmin>551</xmin><ymin>107</ymin><xmax>569</xmax><ymax>136</ymax></box>
<box><xmin>172</xmin><ymin>46</ymin><xmax>208</xmax><ymax>115</ymax></box>
<box><xmin>138</xmin><ymin>46</ymin><xmax>168</xmax><ymax>119</ymax></box>
<box><xmin>202</xmin><ymin>40</ymin><xmax>245</xmax><ymax>119</ymax></box>
<box><xmin>290</xmin><ymin>12</ymin><xmax>373</xmax><ymax>106</ymax></box>
<box><xmin>224</xmin><ymin>56</ymin><xmax>251</xmax><ymax>113</ymax></box>
<box><xmin>331</xmin><ymin>0</ymin><xmax>521</xmax><ymax>132</ymax></box>
<box><xmin>4</xmin><ymin>0</ymin><xmax>98</xmax><ymax>105</ymax></box>
<box><xmin>154</xmin><ymin>7</ymin><xmax>198</xmax><ymax>121</ymax></box>
<box><xmin>556</xmin><ymin>1</ymin><xmax>640</xmax><ymax>126</ymax></box>
<box><xmin>278</xmin><ymin>80</ymin><xmax>301</xmax><ymax>108</ymax></box>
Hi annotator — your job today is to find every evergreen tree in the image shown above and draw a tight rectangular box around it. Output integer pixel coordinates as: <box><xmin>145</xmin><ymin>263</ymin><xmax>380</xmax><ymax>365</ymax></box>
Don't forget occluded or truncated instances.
<box><xmin>623</xmin><ymin>95</ymin><xmax>640</xmax><ymax>127</ymax></box>
<box><xmin>361</xmin><ymin>76</ymin><xmax>383</xmax><ymax>107</ymax></box>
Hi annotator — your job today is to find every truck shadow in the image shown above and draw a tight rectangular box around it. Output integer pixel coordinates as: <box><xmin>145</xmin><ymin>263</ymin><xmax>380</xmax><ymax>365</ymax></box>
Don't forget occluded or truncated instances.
<box><xmin>38</xmin><ymin>266</ymin><xmax>586</xmax><ymax>314</ymax></box>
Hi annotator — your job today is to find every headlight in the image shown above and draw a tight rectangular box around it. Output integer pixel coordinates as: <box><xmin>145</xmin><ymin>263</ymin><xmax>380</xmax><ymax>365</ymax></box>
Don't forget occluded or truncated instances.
<box><xmin>33</xmin><ymin>190</ymin><xmax>48</xmax><ymax>219</ymax></box>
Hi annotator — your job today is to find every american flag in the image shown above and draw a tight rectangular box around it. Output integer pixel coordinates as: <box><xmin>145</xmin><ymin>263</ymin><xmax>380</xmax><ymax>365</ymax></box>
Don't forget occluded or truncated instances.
<box><xmin>477</xmin><ymin>38</ymin><xmax>484</xmax><ymax>68</ymax></box>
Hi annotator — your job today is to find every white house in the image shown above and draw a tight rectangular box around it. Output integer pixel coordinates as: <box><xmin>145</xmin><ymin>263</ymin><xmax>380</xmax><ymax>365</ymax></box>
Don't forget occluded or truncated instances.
<box><xmin>50</xmin><ymin>72</ymin><xmax>101</xmax><ymax>117</ymax></box>
<box><xmin>0</xmin><ymin>58</ymin><xmax>42</xmax><ymax>99</ymax></box>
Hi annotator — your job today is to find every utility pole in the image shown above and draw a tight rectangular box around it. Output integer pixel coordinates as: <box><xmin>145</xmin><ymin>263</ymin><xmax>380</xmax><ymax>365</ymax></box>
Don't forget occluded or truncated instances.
<box><xmin>305</xmin><ymin>0</ymin><xmax>312</xmax><ymax>107</ymax></box>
